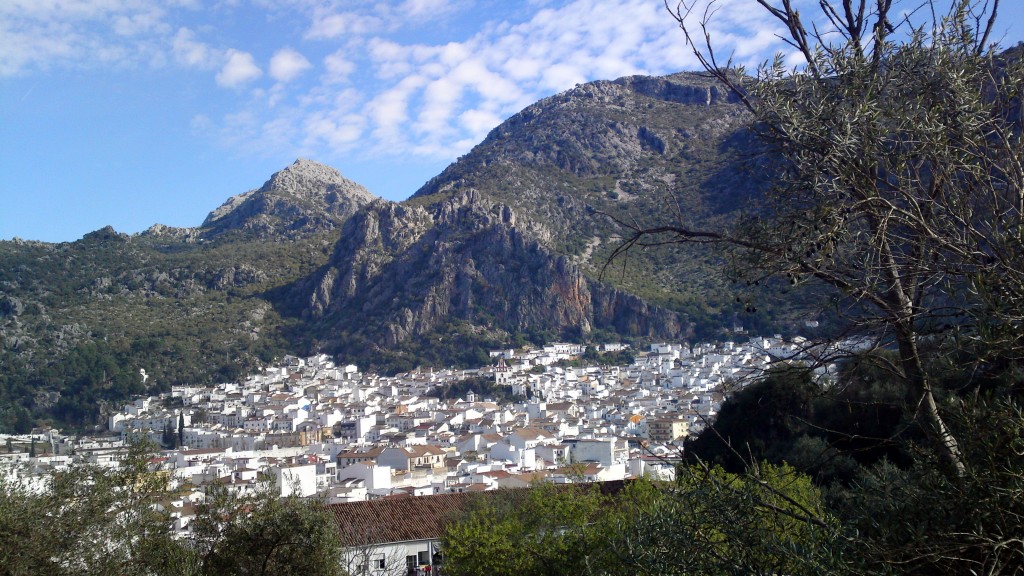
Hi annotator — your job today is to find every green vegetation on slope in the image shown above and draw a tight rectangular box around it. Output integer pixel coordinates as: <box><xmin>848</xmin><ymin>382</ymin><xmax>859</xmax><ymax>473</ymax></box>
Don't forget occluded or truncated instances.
<box><xmin>0</xmin><ymin>230</ymin><xmax>338</xmax><ymax>431</ymax></box>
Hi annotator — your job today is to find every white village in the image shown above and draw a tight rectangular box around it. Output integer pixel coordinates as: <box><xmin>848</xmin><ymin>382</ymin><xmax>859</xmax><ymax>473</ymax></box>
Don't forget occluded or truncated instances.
<box><xmin>1</xmin><ymin>334</ymin><xmax>832</xmax><ymax>574</ymax></box>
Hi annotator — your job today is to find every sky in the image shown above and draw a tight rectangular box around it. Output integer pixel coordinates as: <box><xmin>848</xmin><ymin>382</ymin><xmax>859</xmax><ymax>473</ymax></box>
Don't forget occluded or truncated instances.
<box><xmin>2</xmin><ymin>0</ymin><xmax>1023</xmax><ymax>243</ymax></box>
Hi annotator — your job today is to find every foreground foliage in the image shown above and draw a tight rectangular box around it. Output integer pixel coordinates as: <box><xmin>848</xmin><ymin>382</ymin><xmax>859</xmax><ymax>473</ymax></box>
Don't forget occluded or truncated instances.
<box><xmin>442</xmin><ymin>480</ymin><xmax>618</xmax><ymax>576</ymax></box>
<box><xmin>831</xmin><ymin>398</ymin><xmax>1024</xmax><ymax>574</ymax></box>
<box><xmin>442</xmin><ymin>467</ymin><xmax>839</xmax><ymax>576</ymax></box>
<box><xmin>0</xmin><ymin>443</ymin><xmax>343</xmax><ymax>576</ymax></box>
<box><xmin>612</xmin><ymin>0</ymin><xmax>1024</xmax><ymax>473</ymax></box>
<box><xmin>441</xmin><ymin>391</ymin><xmax>1024</xmax><ymax>575</ymax></box>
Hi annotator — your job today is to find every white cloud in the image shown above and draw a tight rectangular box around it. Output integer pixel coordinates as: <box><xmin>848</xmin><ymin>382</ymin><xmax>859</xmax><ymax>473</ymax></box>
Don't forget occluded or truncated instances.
<box><xmin>399</xmin><ymin>0</ymin><xmax>454</xmax><ymax>19</ymax></box>
<box><xmin>330</xmin><ymin>0</ymin><xmax>693</xmax><ymax>160</ymax></box>
<box><xmin>302</xmin><ymin>0</ymin><xmax>465</xmax><ymax>41</ymax></box>
<box><xmin>0</xmin><ymin>21</ymin><xmax>75</xmax><ymax>75</ymax></box>
<box><xmin>503</xmin><ymin>55</ymin><xmax>543</xmax><ymax>81</ymax></box>
<box><xmin>2</xmin><ymin>0</ymin><xmax>829</xmax><ymax>183</ymax></box>
<box><xmin>323</xmin><ymin>50</ymin><xmax>356</xmax><ymax>84</ymax></box>
<box><xmin>365</xmin><ymin>74</ymin><xmax>427</xmax><ymax>149</ymax></box>
<box><xmin>307</xmin><ymin>13</ymin><xmax>348</xmax><ymax>39</ymax></box>
<box><xmin>304</xmin><ymin>109</ymin><xmax>366</xmax><ymax>151</ymax></box>
<box><xmin>151</xmin><ymin>0</ymin><xmax>806</xmax><ymax>166</ymax></box>
<box><xmin>269</xmin><ymin>47</ymin><xmax>311</xmax><ymax>82</ymax></box>
<box><xmin>539</xmin><ymin>62</ymin><xmax>588</xmax><ymax>91</ymax></box>
<box><xmin>416</xmin><ymin>76</ymin><xmax>462</xmax><ymax>135</ymax></box>
<box><xmin>171</xmin><ymin>27</ymin><xmax>217</xmax><ymax>69</ymax></box>
<box><xmin>113</xmin><ymin>8</ymin><xmax>167</xmax><ymax>37</ymax></box>
<box><xmin>306</xmin><ymin>10</ymin><xmax>384</xmax><ymax>40</ymax></box>
<box><xmin>459</xmin><ymin>108</ymin><xmax>502</xmax><ymax>138</ymax></box>
<box><xmin>367</xmin><ymin>38</ymin><xmax>416</xmax><ymax>79</ymax></box>
<box><xmin>0</xmin><ymin>0</ymin><xmax>136</xmax><ymax>20</ymax></box>
<box><xmin>0</xmin><ymin>0</ymin><xmax>181</xmax><ymax>75</ymax></box>
<box><xmin>216</xmin><ymin>49</ymin><xmax>262</xmax><ymax>87</ymax></box>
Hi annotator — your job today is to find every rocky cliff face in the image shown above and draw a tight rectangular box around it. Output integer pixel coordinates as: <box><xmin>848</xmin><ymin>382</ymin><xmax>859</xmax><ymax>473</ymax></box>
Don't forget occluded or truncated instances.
<box><xmin>357</xmin><ymin>71</ymin><xmax>765</xmax><ymax>347</ymax></box>
<box><xmin>298</xmin><ymin>189</ymin><xmax>685</xmax><ymax>353</ymax></box>
<box><xmin>271</xmin><ymin>73</ymin><xmax>768</xmax><ymax>355</ymax></box>
<box><xmin>411</xmin><ymin>72</ymin><xmax>759</xmax><ymax>291</ymax></box>
<box><xmin>202</xmin><ymin>158</ymin><xmax>376</xmax><ymax>239</ymax></box>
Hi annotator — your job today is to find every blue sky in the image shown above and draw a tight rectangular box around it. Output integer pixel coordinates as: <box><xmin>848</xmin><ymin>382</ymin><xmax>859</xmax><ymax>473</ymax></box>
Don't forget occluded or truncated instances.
<box><xmin>2</xmin><ymin>0</ymin><xmax>1023</xmax><ymax>242</ymax></box>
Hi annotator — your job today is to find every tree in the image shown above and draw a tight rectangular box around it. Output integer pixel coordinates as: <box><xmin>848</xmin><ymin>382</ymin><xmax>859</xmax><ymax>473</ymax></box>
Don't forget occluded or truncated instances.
<box><xmin>178</xmin><ymin>411</ymin><xmax>185</xmax><ymax>448</ymax></box>
<box><xmin>684</xmin><ymin>359</ymin><xmax>940</xmax><ymax>485</ymax></box>
<box><xmin>0</xmin><ymin>440</ymin><xmax>191</xmax><ymax>576</ymax></box>
<box><xmin>441</xmin><ymin>482</ymin><xmax>615</xmax><ymax>576</ymax></box>
<box><xmin>829</xmin><ymin>397</ymin><xmax>1024</xmax><ymax>574</ymax></box>
<box><xmin>190</xmin><ymin>481</ymin><xmax>344</xmax><ymax>576</ymax></box>
<box><xmin>162</xmin><ymin>422</ymin><xmax>176</xmax><ymax>449</ymax></box>
<box><xmin>441</xmin><ymin>472</ymin><xmax>838</xmax><ymax>576</ymax></box>
<box><xmin>610</xmin><ymin>0</ymin><xmax>1024</xmax><ymax>473</ymax></box>
<box><xmin>606</xmin><ymin>463</ymin><xmax>840</xmax><ymax>576</ymax></box>
<box><xmin>0</xmin><ymin>441</ymin><xmax>345</xmax><ymax>576</ymax></box>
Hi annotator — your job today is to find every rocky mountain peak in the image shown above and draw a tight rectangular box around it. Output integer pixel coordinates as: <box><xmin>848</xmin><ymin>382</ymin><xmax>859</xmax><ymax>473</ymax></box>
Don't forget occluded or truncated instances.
<box><xmin>80</xmin><ymin>225</ymin><xmax>129</xmax><ymax>243</ymax></box>
<box><xmin>259</xmin><ymin>159</ymin><xmax>374</xmax><ymax>202</ymax></box>
<box><xmin>201</xmin><ymin>159</ymin><xmax>377</xmax><ymax>239</ymax></box>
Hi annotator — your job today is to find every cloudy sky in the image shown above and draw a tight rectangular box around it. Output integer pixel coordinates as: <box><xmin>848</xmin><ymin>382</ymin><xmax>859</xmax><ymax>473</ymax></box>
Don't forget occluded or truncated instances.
<box><xmin>2</xmin><ymin>0</ymin><xmax>1022</xmax><ymax>242</ymax></box>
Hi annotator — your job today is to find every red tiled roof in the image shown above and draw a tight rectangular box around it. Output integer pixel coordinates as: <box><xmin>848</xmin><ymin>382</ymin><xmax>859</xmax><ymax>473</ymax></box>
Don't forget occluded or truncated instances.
<box><xmin>512</xmin><ymin>427</ymin><xmax>551</xmax><ymax>440</ymax></box>
<box><xmin>328</xmin><ymin>492</ymin><xmax>480</xmax><ymax>546</ymax></box>
<box><xmin>327</xmin><ymin>481</ymin><xmax>629</xmax><ymax>547</ymax></box>
<box><xmin>408</xmin><ymin>445</ymin><xmax>446</xmax><ymax>456</ymax></box>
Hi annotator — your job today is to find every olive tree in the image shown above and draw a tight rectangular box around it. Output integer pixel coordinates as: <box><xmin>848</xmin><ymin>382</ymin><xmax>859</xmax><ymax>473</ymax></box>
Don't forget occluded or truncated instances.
<box><xmin>189</xmin><ymin>481</ymin><xmax>343</xmax><ymax>576</ymax></box>
<box><xmin>0</xmin><ymin>441</ymin><xmax>191</xmax><ymax>576</ymax></box>
<box><xmin>0</xmin><ymin>443</ymin><xmax>344</xmax><ymax>576</ymax></box>
<box><xmin>610</xmin><ymin>0</ymin><xmax>1024</xmax><ymax>473</ymax></box>
<box><xmin>608</xmin><ymin>463</ymin><xmax>840</xmax><ymax>576</ymax></box>
<box><xmin>441</xmin><ymin>482</ymin><xmax>613</xmax><ymax>576</ymax></box>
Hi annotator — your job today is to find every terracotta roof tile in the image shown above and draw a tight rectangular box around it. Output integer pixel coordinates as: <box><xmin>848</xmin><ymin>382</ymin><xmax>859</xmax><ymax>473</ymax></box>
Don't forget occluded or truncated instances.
<box><xmin>329</xmin><ymin>492</ymin><xmax>479</xmax><ymax>546</ymax></box>
<box><xmin>327</xmin><ymin>481</ymin><xmax>628</xmax><ymax>547</ymax></box>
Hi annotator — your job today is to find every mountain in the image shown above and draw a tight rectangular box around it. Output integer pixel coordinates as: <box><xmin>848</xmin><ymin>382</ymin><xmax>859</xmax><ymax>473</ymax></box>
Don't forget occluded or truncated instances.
<box><xmin>260</xmin><ymin>72</ymin><xmax>784</xmax><ymax>371</ymax></box>
<box><xmin>292</xmin><ymin>72</ymin><xmax>778</xmax><ymax>362</ymax></box>
<box><xmin>0</xmin><ymin>159</ymin><xmax>371</xmax><ymax>429</ymax></box>
<box><xmin>407</xmin><ymin>73</ymin><xmax>767</xmax><ymax>317</ymax></box>
<box><xmin>201</xmin><ymin>158</ymin><xmax>377</xmax><ymax>239</ymax></box>
<box><xmin>284</xmin><ymin>190</ymin><xmax>685</xmax><ymax>371</ymax></box>
<box><xmin>0</xmin><ymin>73</ymin><xmax>794</xmax><ymax>431</ymax></box>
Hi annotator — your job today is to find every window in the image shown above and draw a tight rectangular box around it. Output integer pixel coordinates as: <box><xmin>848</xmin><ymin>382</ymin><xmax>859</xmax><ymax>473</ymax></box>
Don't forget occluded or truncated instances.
<box><xmin>406</xmin><ymin>555</ymin><xmax>417</xmax><ymax>569</ymax></box>
<box><xmin>376</xmin><ymin>555</ymin><xmax>386</xmax><ymax>570</ymax></box>
<box><xmin>418</xmin><ymin>550</ymin><xmax>430</xmax><ymax>565</ymax></box>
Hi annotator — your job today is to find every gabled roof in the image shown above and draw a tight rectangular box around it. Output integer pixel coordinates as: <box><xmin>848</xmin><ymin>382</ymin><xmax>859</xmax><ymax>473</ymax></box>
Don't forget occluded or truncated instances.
<box><xmin>512</xmin><ymin>427</ymin><xmax>551</xmax><ymax>440</ymax></box>
<box><xmin>332</xmin><ymin>482</ymin><xmax>630</xmax><ymax>547</ymax></box>
<box><xmin>329</xmin><ymin>492</ymin><xmax>479</xmax><ymax>546</ymax></box>
<box><xmin>386</xmin><ymin>444</ymin><xmax>446</xmax><ymax>457</ymax></box>
<box><xmin>338</xmin><ymin>446</ymin><xmax>385</xmax><ymax>460</ymax></box>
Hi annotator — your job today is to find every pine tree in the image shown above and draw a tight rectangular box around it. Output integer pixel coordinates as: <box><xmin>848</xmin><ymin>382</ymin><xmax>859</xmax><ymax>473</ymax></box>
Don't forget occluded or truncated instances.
<box><xmin>177</xmin><ymin>412</ymin><xmax>185</xmax><ymax>448</ymax></box>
